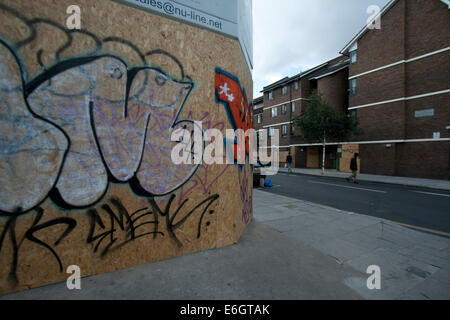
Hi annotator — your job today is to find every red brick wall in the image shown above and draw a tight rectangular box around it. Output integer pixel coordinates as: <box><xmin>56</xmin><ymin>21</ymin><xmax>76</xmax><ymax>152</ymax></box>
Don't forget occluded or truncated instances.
<box><xmin>350</xmin><ymin>64</ymin><xmax>406</xmax><ymax>108</ymax></box>
<box><xmin>291</xmin><ymin>80</ymin><xmax>302</xmax><ymax>100</ymax></box>
<box><xmin>360</xmin><ymin>142</ymin><xmax>449</xmax><ymax>180</ymax></box>
<box><xmin>347</xmin><ymin>0</ymin><xmax>449</xmax><ymax>180</ymax></box>
<box><xmin>318</xmin><ymin>68</ymin><xmax>349</xmax><ymax>113</ymax></box>
<box><xmin>264</xmin><ymin>77</ymin><xmax>304</xmax><ymax>109</ymax></box>
<box><xmin>354</xmin><ymin>102</ymin><xmax>406</xmax><ymax>141</ymax></box>
<box><xmin>349</xmin><ymin>0</ymin><xmax>406</xmax><ymax>77</ymax></box>
<box><xmin>360</xmin><ymin>143</ymin><xmax>396</xmax><ymax>176</ymax></box>
<box><xmin>262</xmin><ymin>105</ymin><xmax>291</xmax><ymax>127</ymax></box>
<box><xmin>405</xmin><ymin>0</ymin><xmax>450</xmax><ymax>60</ymax></box>
<box><xmin>396</xmin><ymin>141</ymin><xmax>450</xmax><ymax>179</ymax></box>
<box><xmin>405</xmin><ymin>51</ymin><xmax>450</xmax><ymax>97</ymax></box>
<box><xmin>406</xmin><ymin>94</ymin><xmax>450</xmax><ymax>140</ymax></box>
<box><xmin>294</xmin><ymin>146</ymin><xmax>307</xmax><ymax>168</ymax></box>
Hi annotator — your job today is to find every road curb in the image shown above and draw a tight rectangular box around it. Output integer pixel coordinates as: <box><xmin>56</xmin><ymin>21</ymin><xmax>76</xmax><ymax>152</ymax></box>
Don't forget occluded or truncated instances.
<box><xmin>275</xmin><ymin>170</ymin><xmax>450</xmax><ymax>192</ymax></box>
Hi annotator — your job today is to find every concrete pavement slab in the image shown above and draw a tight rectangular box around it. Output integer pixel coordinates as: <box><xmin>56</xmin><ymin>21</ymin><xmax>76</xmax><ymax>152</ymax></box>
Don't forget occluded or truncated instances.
<box><xmin>343</xmin><ymin>248</ymin><xmax>441</xmax><ymax>299</ymax></box>
<box><xmin>430</xmin><ymin>269</ymin><xmax>450</xmax><ymax>286</ymax></box>
<box><xmin>399</xmin><ymin>278</ymin><xmax>450</xmax><ymax>300</ymax></box>
<box><xmin>311</xmin><ymin>238</ymin><xmax>375</xmax><ymax>263</ymax></box>
<box><xmin>0</xmin><ymin>220</ymin><xmax>363</xmax><ymax>300</ymax></box>
<box><xmin>262</xmin><ymin>215</ymin><xmax>320</xmax><ymax>232</ymax></box>
<box><xmin>340</xmin><ymin>228</ymin><xmax>406</xmax><ymax>252</ymax></box>
<box><xmin>254</xmin><ymin>189</ymin><xmax>450</xmax><ymax>299</ymax></box>
<box><xmin>282</xmin><ymin>228</ymin><xmax>335</xmax><ymax>247</ymax></box>
<box><xmin>398</xmin><ymin>247</ymin><xmax>450</xmax><ymax>270</ymax></box>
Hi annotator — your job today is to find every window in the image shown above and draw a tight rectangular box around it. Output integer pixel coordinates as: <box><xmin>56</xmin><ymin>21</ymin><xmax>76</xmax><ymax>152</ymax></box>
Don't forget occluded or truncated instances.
<box><xmin>350</xmin><ymin>109</ymin><xmax>357</xmax><ymax>120</ymax></box>
<box><xmin>271</xmin><ymin>107</ymin><xmax>277</xmax><ymax>118</ymax></box>
<box><xmin>282</xmin><ymin>125</ymin><xmax>287</xmax><ymax>137</ymax></box>
<box><xmin>268</xmin><ymin>127</ymin><xmax>275</xmax><ymax>137</ymax></box>
<box><xmin>268</xmin><ymin>91</ymin><xmax>274</xmax><ymax>100</ymax></box>
<box><xmin>281</xmin><ymin>104</ymin><xmax>287</xmax><ymax>115</ymax></box>
<box><xmin>294</xmin><ymin>81</ymin><xmax>299</xmax><ymax>91</ymax></box>
<box><xmin>349</xmin><ymin>78</ymin><xmax>357</xmax><ymax>95</ymax></box>
<box><xmin>290</xmin><ymin>123</ymin><xmax>295</xmax><ymax>135</ymax></box>
<box><xmin>282</xmin><ymin>86</ymin><xmax>287</xmax><ymax>95</ymax></box>
<box><xmin>257</xmin><ymin>114</ymin><xmax>262</xmax><ymax>124</ymax></box>
<box><xmin>349</xmin><ymin>50</ymin><xmax>357</xmax><ymax>64</ymax></box>
<box><xmin>291</xmin><ymin>102</ymin><xmax>295</xmax><ymax>113</ymax></box>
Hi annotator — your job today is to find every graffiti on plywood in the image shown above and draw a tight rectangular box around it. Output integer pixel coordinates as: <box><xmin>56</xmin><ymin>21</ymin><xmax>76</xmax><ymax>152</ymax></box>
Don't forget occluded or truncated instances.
<box><xmin>0</xmin><ymin>4</ymin><xmax>203</xmax><ymax>215</ymax></box>
<box><xmin>0</xmin><ymin>3</ymin><xmax>252</xmax><ymax>290</ymax></box>
<box><xmin>214</xmin><ymin>67</ymin><xmax>254</xmax><ymax>166</ymax></box>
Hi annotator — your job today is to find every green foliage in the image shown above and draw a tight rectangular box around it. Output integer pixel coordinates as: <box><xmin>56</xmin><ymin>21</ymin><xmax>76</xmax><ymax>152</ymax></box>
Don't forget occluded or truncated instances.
<box><xmin>294</xmin><ymin>91</ymin><xmax>360</xmax><ymax>143</ymax></box>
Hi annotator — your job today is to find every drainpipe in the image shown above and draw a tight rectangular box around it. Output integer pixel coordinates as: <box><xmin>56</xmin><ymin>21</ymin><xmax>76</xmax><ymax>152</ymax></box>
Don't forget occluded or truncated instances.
<box><xmin>399</xmin><ymin>0</ymin><xmax>407</xmax><ymax>176</ymax></box>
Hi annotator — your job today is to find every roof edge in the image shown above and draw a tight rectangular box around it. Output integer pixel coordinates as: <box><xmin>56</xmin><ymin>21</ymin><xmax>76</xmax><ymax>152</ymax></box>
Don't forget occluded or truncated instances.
<box><xmin>340</xmin><ymin>0</ymin><xmax>398</xmax><ymax>54</ymax></box>
<box><xmin>261</xmin><ymin>61</ymin><xmax>330</xmax><ymax>93</ymax></box>
<box><xmin>309</xmin><ymin>63</ymin><xmax>350</xmax><ymax>81</ymax></box>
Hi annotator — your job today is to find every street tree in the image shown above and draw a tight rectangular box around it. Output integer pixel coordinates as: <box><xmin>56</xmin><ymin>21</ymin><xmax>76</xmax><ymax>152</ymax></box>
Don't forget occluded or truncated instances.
<box><xmin>294</xmin><ymin>91</ymin><xmax>360</xmax><ymax>174</ymax></box>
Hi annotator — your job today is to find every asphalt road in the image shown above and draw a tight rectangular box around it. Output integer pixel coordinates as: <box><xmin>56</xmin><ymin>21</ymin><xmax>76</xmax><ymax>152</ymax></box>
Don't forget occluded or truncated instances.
<box><xmin>257</xmin><ymin>173</ymin><xmax>450</xmax><ymax>237</ymax></box>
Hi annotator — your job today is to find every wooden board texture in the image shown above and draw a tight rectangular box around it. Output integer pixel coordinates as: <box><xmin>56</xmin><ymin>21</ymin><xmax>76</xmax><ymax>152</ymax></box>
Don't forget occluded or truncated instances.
<box><xmin>0</xmin><ymin>0</ymin><xmax>253</xmax><ymax>295</ymax></box>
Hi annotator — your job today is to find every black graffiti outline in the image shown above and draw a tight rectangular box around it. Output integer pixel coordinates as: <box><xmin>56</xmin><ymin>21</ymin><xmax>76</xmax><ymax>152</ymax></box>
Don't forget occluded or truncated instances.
<box><xmin>147</xmin><ymin>194</ymin><xmax>220</xmax><ymax>248</ymax></box>
<box><xmin>0</xmin><ymin>4</ymin><xmax>204</xmax><ymax>216</ymax></box>
<box><xmin>86</xmin><ymin>193</ymin><xmax>219</xmax><ymax>256</ymax></box>
<box><xmin>0</xmin><ymin>4</ymin><xmax>226</xmax><ymax>287</ymax></box>
<box><xmin>0</xmin><ymin>36</ymin><xmax>71</xmax><ymax>217</ymax></box>
<box><xmin>86</xmin><ymin>197</ymin><xmax>162</xmax><ymax>257</ymax></box>
<box><xmin>0</xmin><ymin>207</ymin><xmax>77</xmax><ymax>284</ymax></box>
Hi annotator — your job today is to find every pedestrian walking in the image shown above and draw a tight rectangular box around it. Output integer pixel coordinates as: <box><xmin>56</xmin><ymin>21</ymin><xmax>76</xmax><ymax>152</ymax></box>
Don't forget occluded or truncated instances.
<box><xmin>286</xmin><ymin>153</ymin><xmax>293</xmax><ymax>173</ymax></box>
<box><xmin>346</xmin><ymin>153</ymin><xmax>359</xmax><ymax>184</ymax></box>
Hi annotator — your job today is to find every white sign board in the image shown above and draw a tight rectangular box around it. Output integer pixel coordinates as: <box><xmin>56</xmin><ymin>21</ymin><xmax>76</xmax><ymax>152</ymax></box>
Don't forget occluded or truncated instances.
<box><xmin>116</xmin><ymin>0</ymin><xmax>253</xmax><ymax>70</ymax></box>
<box><xmin>414</xmin><ymin>108</ymin><xmax>434</xmax><ymax>118</ymax></box>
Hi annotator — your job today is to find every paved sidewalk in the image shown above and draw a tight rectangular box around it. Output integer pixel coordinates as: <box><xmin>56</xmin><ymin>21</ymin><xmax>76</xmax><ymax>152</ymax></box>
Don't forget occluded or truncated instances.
<box><xmin>253</xmin><ymin>189</ymin><xmax>450</xmax><ymax>299</ymax></box>
<box><xmin>278</xmin><ymin>168</ymin><xmax>450</xmax><ymax>191</ymax></box>
<box><xmin>1</xmin><ymin>189</ymin><xmax>449</xmax><ymax>300</ymax></box>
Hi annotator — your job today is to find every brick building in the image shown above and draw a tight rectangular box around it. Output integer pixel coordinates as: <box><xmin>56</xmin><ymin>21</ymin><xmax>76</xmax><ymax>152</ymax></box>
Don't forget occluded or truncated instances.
<box><xmin>255</xmin><ymin>0</ymin><xmax>449</xmax><ymax>180</ymax></box>
<box><xmin>341</xmin><ymin>0</ymin><xmax>450</xmax><ymax>179</ymax></box>
<box><xmin>253</xmin><ymin>95</ymin><xmax>264</xmax><ymax>127</ymax></box>
<box><xmin>254</xmin><ymin>56</ymin><xmax>350</xmax><ymax>169</ymax></box>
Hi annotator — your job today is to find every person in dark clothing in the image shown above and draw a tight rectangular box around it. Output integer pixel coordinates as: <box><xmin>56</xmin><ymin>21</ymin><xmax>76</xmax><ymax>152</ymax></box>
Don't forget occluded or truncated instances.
<box><xmin>286</xmin><ymin>153</ymin><xmax>293</xmax><ymax>173</ymax></box>
<box><xmin>346</xmin><ymin>153</ymin><xmax>359</xmax><ymax>183</ymax></box>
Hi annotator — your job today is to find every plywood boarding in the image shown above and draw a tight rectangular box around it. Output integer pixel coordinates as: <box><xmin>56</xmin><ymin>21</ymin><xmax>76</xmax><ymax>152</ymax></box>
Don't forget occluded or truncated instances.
<box><xmin>339</xmin><ymin>144</ymin><xmax>360</xmax><ymax>173</ymax></box>
<box><xmin>0</xmin><ymin>0</ymin><xmax>252</xmax><ymax>295</ymax></box>
<box><xmin>306</xmin><ymin>147</ymin><xmax>320</xmax><ymax>168</ymax></box>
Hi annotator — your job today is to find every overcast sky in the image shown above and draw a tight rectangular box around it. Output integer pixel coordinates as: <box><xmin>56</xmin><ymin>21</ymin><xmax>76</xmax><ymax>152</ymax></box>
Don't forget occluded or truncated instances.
<box><xmin>252</xmin><ymin>0</ymin><xmax>391</xmax><ymax>98</ymax></box>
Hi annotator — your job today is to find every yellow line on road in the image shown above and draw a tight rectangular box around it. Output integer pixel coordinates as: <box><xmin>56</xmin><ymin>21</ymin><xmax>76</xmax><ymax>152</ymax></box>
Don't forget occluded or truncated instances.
<box><xmin>389</xmin><ymin>221</ymin><xmax>450</xmax><ymax>238</ymax></box>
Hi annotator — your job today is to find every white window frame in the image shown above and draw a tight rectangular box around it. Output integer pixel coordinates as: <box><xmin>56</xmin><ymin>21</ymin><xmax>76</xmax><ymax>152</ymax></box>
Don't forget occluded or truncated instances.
<box><xmin>282</xmin><ymin>125</ymin><xmax>287</xmax><ymax>137</ymax></box>
<box><xmin>268</xmin><ymin>91</ymin><xmax>274</xmax><ymax>100</ymax></box>
<box><xmin>349</xmin><ymin>49</ymin><xmax>357</xmax><ymax>64</ymax></box>
<box><xmin>281</xmin><ymin>104</ymin><xmax>287</xmax><ymax>115</ymax></box>
<box><xmin>271</xmin><ymin>107</ymin><xmax>277</xmax><ymax>118</ymax></box>
<box><xmin>282</xmin><ymin>86</ymin><xmax>287</xmax><ymax>95</ymax></box>
<box><xmin>349</xmin><ymin>78</ymin><xmax>357</xmax><ymax>95</ymax></box>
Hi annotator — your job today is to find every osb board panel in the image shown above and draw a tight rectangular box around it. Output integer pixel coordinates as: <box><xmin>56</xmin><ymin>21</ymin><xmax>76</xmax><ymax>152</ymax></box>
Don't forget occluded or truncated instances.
<box><xmin>339</xmin><ymin>144</ymin><xmax>360</xmax><ymax>173</ymax></box>
<box><xmin>0</xmin><ymin>0</ymin><xmax>252</xmax><ymax>295</ymax></box>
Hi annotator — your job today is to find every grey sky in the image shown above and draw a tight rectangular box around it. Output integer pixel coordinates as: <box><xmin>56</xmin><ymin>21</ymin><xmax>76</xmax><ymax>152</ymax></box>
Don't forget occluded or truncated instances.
<box><xmin>252</xmin><ymin>0</ymin><xmax>391</xmax><ymax>98</ymax></box>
